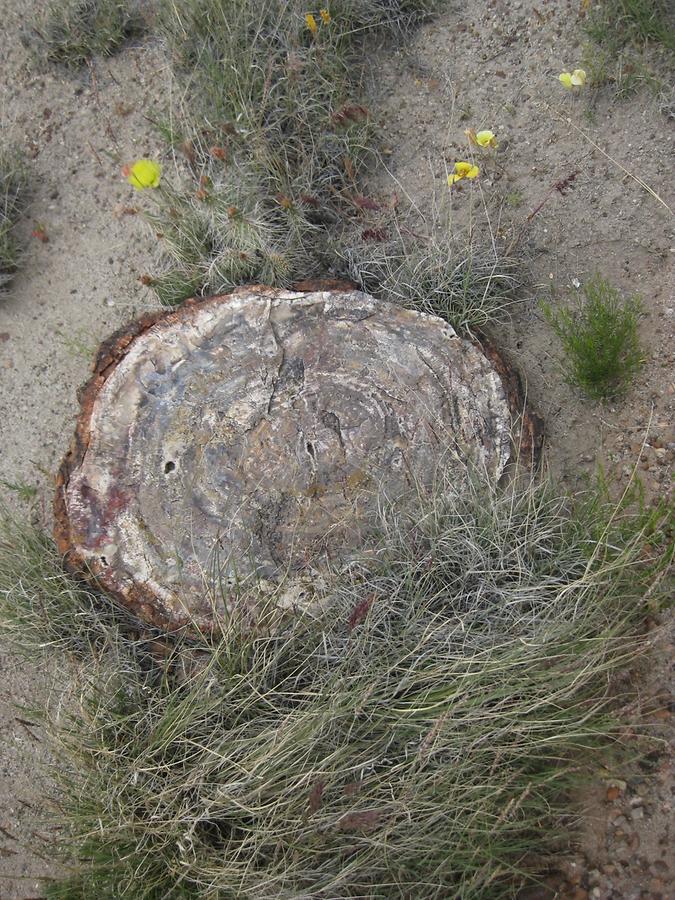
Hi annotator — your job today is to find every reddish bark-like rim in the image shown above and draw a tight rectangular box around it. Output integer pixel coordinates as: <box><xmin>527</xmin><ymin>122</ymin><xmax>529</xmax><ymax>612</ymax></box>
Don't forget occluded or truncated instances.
<box><xmin>53</xmin><ymin>283</ymin><xmax>543</xmax><ymax>630</ymax></box>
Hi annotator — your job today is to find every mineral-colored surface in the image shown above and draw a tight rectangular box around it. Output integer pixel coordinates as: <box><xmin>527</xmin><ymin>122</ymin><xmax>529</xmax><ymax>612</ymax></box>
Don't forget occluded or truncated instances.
<box><xmin>55</xmin><ymin>287</ymin><xmax>515</xmax><ymax>629</ymax></box>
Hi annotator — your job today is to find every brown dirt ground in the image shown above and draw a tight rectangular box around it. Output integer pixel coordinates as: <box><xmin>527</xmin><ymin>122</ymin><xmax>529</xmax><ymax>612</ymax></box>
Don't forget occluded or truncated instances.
<box><xmin>0</xmin><ymin>0</ymin><xmax>672</xmax><ymax>897</ymax></box>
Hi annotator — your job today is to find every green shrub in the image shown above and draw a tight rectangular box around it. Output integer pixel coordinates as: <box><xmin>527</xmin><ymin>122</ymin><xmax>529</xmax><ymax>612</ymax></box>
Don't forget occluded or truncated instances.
<box><xmin>543</xmin><ymin>274</ymin><xmax>645</xmax><ymax>400</ymax></box>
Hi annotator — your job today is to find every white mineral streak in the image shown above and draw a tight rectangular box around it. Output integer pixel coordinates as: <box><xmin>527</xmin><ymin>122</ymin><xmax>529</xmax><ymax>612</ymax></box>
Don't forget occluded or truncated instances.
<box><xmin>64</xmin><ymin>289</ymin><xmax>512</xmax><ymax>628</ymax></box>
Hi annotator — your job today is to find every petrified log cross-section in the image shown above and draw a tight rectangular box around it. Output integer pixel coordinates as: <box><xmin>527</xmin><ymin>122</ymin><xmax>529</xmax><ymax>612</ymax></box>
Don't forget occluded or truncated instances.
<box><xmin>55</xmin><ymin>287</ymin><xmax>517</xmax><ymax>631</ymax></box>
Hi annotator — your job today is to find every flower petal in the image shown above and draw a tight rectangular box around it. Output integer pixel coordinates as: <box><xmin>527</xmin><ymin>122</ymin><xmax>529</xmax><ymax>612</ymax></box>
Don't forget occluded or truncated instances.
<box><xmin>476</xmin><ymin>129</ymin><xmax>497</xmax><ymax>148</ymax></box>
<box><xmin>571</xmin><ymin>68</ymin><xmax>587</xmax><ymax>86</ymax></box>
<box><xmin>128</xmin><ymin>159</ymin><xmax>161</xmax><ymax>190</ymax></box>
<box><xmin>558</xmin><ymin>72</ymin><xmax>573</xmax><ymax>89</ymax></box>
<box><xmin>449</xmin><ymin>161</ymin><xmax>479</xmax><ymax>184</ymax></box>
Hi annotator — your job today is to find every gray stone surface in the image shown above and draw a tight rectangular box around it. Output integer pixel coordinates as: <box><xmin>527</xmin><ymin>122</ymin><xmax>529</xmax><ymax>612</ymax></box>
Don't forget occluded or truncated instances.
<box><xmin>56</xmin><ymin>287</ymin><xmax>512</xmax><ymax>629</ymax></box>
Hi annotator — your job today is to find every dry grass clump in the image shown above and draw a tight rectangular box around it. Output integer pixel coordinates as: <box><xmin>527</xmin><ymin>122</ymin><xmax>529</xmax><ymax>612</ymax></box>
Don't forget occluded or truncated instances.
<box><xmin>2</xmin><ymin>473</ymin><xmax>670</xmax><ymax>898</ymax></box>
<box><xmin>147</xmin><ymin>0</ymin><xmax>375</xmax><ymax>304</ymax></box>
<box><xmin>29</xmin><ymin>0</ymin><xmax>145</xmax><ymax>68</ymax></box>
<box><xmin>147</xmin><ymin>0</ymin><xmax>509</xmax><ymax>321</ymax></box>
<box><xmin>340</xmin><ymin>227</ymin><xmax>521</xmax><ymax>335</ymax></box>
<box><xmin>158</xmin><ymin>0</ymin><xmax>386</xmax><ymax>195</ymax></box>
<box><xmin>143</xmin><ymin>152</ymin><xmax>328</xmax><ymax>304</ymax></box>
<box><xmin>147</xmin><ymin>0</ymin><xmax>402</xmax><ymax>305</ymax></box>
<box><xmin>318</xmin><ymin>0</ymin><xmax>442</xmax><ymax>30</ymax></box>
<box><xmin>0</xmin><ymin>144</ymin><xmax>29</xmax><ymax>291</ymax></box>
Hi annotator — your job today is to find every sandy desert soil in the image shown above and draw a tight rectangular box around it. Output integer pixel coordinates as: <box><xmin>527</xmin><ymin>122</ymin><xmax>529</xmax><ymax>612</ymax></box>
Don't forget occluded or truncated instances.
<box><xmin>0</xmin><ymin>0</ymin><xmax>673</xmax><ymax>897</ymax></box>
<box><xmin>0</xmin><ymin>3</ymin><xmax>165</xmax><ymax>894</ymax></box>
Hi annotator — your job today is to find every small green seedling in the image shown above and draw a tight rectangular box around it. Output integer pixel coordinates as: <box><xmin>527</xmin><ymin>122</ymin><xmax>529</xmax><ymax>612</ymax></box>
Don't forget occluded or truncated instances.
<box><xmin>543</xmin><ymin>274</ymin><xmax>645</xmax><ymax>400</ymax></box>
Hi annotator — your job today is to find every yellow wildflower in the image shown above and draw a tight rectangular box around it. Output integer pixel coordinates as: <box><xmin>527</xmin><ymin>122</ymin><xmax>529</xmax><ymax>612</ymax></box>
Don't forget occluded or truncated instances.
<box><xmin>448</xmin><ymin>161</ymin><xmax>479</xmax><ymax>185</ymax></box>
<box><xmin>306</xmin><ymin>13</ymin><xmax>318</xmax><ymax>34</ymax></box>
<box><xmin>475</xmin><ymin>129</ymin><xmax>498</xmax><ymax>148</ymax></box>
<box><xmin>320</xmin><ymin>8</ymin><xmax>331</xmax><ymax>24</ymax></box>
<box><xmin>559</xmin><ymin>68</ymin><xmax>587</xmax><ymax>89</ymax></box>
<box><xmin>127</xmin><ymin>159</ymin><xmax>161</xmax><ymax>190</ymax></box>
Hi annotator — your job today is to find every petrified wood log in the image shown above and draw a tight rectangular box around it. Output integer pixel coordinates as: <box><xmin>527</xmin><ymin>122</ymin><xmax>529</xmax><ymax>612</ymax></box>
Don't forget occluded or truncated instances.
<box><xmin>55</xmin><ymin>286</ymin><xmax>532</xmax><ymax>631</ymax></box>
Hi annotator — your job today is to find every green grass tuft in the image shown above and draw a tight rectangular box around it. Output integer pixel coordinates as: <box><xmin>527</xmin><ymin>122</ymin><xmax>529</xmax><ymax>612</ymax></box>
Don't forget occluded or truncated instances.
<box><xmin>582</xmin><ymin>0</ymin><xmax>674</xmax><ymax>102</ymax></box>
<box><xmin>31</xmin><ymin>0</ymin><xmax>145</xmax><ymax>68</ymax></box>
<box><xmin>0</xmin><ymin>144</ymin><xmax>29</xmax><ymax>290</ymax></box>
<box><xmin>145</xmin><ymin>268</ymin><xmax>204</xmax><ymax>307</ymax></box>
<box><xmin>581</xmin><ymin>40</ymin><xmax>665</xmax><ymax>96</ymax></box>
<box><xmin>543</xmin><ymin>274</ymin><xmax>645</xmax><ymax>400</ymax></box>
<box><xmin>586</xmin><ymin>0</ymin><xmax>675</xmax><ymax>53</ymax></box>
<box><xmin>2</xmin><ymin>473</ymin><xmax>671</xmax><ymax>897</ymax></box>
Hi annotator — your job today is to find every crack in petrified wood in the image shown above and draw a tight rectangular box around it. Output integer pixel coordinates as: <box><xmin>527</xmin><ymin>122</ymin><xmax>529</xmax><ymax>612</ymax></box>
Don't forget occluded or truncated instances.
<box><xmin>54</xmin><ymin>286</ymin><xmax>538</xmax><ymax>632</ymax></box>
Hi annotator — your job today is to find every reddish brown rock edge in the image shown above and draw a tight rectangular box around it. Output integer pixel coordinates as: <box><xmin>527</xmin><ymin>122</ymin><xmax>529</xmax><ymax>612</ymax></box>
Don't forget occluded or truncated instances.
<box><xmin>54</xmin><ymin>284</ymin><xmax>543</xmax><ymax>632</ymax></box>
